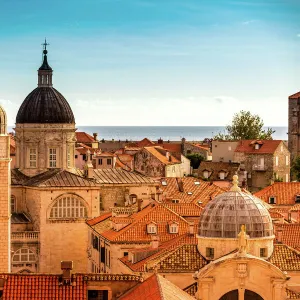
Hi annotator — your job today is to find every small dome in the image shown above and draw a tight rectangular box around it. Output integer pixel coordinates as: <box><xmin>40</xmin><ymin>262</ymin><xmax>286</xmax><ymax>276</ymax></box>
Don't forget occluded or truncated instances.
<box><xmin>16</xmin><ymin>87</ymin><xmax>75</xmax><ymax>124</ymax></box>
<box><xmin>198</xmin><ymin>191</ymin><xmax>273</xmax><ymax>239</ymax></box>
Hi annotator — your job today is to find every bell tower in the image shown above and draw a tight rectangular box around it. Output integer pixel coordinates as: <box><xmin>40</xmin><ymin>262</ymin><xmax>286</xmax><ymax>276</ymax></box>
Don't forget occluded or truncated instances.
<box><xmin>288</xmin><ymin>91</ymin><xmax>300</xmax><ymax>162</ymax></box>
<box><xmin>0</xmin><ymin>105</ymin><xmax>11</xmax><ymax>272</ymax></box>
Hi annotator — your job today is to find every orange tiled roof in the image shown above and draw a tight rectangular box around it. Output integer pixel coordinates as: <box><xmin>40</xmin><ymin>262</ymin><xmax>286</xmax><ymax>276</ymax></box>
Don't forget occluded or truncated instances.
<box><xmin>164</xmin><ymin>203</ymin><xmax>203</xmax><ymax>217</ymax></box>
<box><xmin>156</xmin><ymin>143</ymin><xmax>182</xmax><ymax>154</ymax></box>
<box><xmin>289</xmin><ymin>92</ymin><xmax>300</xmax><ymax>99</ymax></box>
<box><xmin>144</xmin><ymin>146</ymin><xmax>181</xmax><ymax>165</ymax></box>
<box><xmin>254</xmin><ymin>182</ymin><xmax>300</xmax><ymax>205</ymax></box>
<box><xmin>235</xmin><ymin>140</ymin><xmax>282</xmax><ymax>154</ymax></box>
<box><xmin>137</xmin><ymin>138</ymin><xmax>155</xmax><ymax>148</ymax></box>
<box><xmin>0</xmin><ymin>273</ymin><xmax>87</xmax><ymax>300</ymax></box>
<box><xmin>160</xmin><ymin>177</ymin><xmax>226</xmax><ymax>205</ymax></box>
<box><xmin>100</xmin><ymin>204</ymin><xmax>190</xmax><ymax>243</ymax></box>
<box><xmin>274</xmin><ymin>224</ymin><xmax>300</xmax><ymax>249</ymax></box>
<box><xmin>269</xmin><ymin>244</ymin><xmax>300</xmax><ymax>271</ymax></box>
<box><xmin>76</xmin><ymin>132</ymin><xmax>96</xmax><ymax>143</ymax></box>
<box><xmin>87</xmin><ymin>212</ymin><xmax>112</xmax><ymax>226</ymax></box>
<box><xmin>119</xmin><ymin>273</ymin><xmax>195</xmax><ymax>300</ymax></box>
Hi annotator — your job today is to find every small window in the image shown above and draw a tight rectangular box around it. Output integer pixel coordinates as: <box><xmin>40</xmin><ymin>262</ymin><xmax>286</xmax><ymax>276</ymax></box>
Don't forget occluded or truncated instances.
<box><xmin>123</xmin><ymin>252</ymin><xmax>128</xmax><ymax>257</ymax></box>
<box><xmin>219</xmin><ymin>171</ymin><xmax>225</xmax><ymax>180</ymax></box>
<box><xmin>172</xmin><ymin>199</ymin><xmax>179</xmax><ymax>203</ymax></box>
<box><xmin>12</xmin><ymin>248</ymin><xmax>36</xmax><ymax>263</ymax></box>
<box><xmin>67</xmin><ymin>149</ymin><xmax>71</xmax><ymax>168</ymax></box>
<box><xmin>169</xmin><ymin>223</ymin><xmax>178</xmax><ymax>234</ymax></box>
<box><xmin>203</xmin><ymin>170</ymin><xmax>209</xmax><ymax>179</ymax></box>
<box><xmin>29</xmin><ymin>148</ymin><xmax>37</xmax><ymax>168</ymax></box>
<box><xmin>206</xmin><ymin>247</ymin><xmax>214</xmax><ymax>259</ymax></box>
<box><xmin>147</xmin><ymin>224</ymin><xmax>157</xmax><ymax>234</ymax></box>
<box><xmin>260</xmin><ymin>248</ymin><xmax>267</xmax><ymax>257</ymax></box>
<box><xmin>75</xmin><ymin>155</ymin><xmax>78</xmax><ymax>159</ymax></box>
<box><xmin>254</xmin><ymin>143</ymin><xmax>260</xmax><ymax>150</ymax></box>
<box><xmin>296</xmin><ymin>195</ymin><xmax>300</xmax><ymax>203</ymax></box>
<box><xmin>11</xmin><ymin>195</ymin><xmax>16</xmax><ymax>213</ymax></box>
<box><xmin>269</xmin><ymin>197</ymin><xmax>276</xmax><ymax>204</ymax></box>
<box><xmin>194</xmin><ymin>181</ymin><xmax>200</xmax><ymax>185</ymax></box>
<box><xmin>107</xmin><ymin>159</ymin><xmax>112</xmax><ymax>165</ymax></box>
<box><xmin>88</xmin><ymin>290</ymin><xmax>108</xmax><ymax>300</ymax></box>
<box><xmin>49</xmin><ymin>148</ymin><xmax>57</xmax><ymax>168</ymax></box>
<box><xmin>98</xmin><ymin>158</ymin><xmax>102</xmax><ymax>165</ymax></box>
<box><xmin>161</xmin><ymin>180</ymin><xmax>167</xmax><ymax>186</ymax></box>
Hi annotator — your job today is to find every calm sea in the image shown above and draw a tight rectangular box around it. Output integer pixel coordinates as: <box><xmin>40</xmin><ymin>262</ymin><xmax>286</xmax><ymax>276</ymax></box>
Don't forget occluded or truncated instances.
<box><xmin>8</xmin><ymin>126</ymin><xmax>287</xmax><ymax>141</ymax></box>
<box><xmin>75</xmin><ymin>126</ymin><xmax>288</xmax><ymax>141</ymax></box>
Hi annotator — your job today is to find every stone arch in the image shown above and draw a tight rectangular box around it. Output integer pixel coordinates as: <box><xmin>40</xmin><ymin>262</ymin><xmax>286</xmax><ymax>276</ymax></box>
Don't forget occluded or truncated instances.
<box><xmin>220</xmin><ymin>290</ymin><xmax>238</xmax><ymax>300</ymax></box>
<box><xmin>47</xmin><ymin>193</ymin><xmax>89</xmax><ymax>219</ymax></box>
<box><xmin>219</xmin><ymin>289</ymin><xmax>264</xmax><ymax>300</ymax></box>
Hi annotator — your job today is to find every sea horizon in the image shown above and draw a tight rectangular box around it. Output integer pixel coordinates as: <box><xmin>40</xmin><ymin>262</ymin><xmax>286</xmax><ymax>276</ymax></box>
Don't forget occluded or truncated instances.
<box><xmin>8</xmin><ymin>126</ymin><xmax>288</xmax><ymax>142</ymax></box>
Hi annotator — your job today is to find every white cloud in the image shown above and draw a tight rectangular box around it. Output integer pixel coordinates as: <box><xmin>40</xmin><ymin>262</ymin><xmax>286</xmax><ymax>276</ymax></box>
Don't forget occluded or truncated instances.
<box><xmin>297</xmin><ymin>34</ymin><xmax>300</xmax><ymax>37</ymax></box>
<box><xmin>242</xmin><ymin>20</ymin><xmax>256</xmax><ymax>25</ymax></box>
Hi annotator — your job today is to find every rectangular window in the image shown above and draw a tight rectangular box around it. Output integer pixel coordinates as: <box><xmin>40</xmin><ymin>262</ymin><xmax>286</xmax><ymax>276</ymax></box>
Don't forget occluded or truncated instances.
<box><xmin>49</xmin><ymin>148</ymin><xmax>57</xmax><ymax>168</ymax></box>
<box><xmin>260</xmin><ymin>248</ymin><xmax>267</xmax><ymax>257</ymax></box>
<box><xmin>107</xmin><ymin>158</ymin><xmax>112</xmax><ymax>165</ymax></box>
<box><xmin>98</xmin><ymin>158</ymin><xmax>103</xmax><ymax>165</ymax></box>
<box><xmin>296</xmin><ymin>195</ymin><xmax>300</xmax><ymax>203</ymax></box>
<box><xmin>269</xmin><ymin>197</ymin><xmax>276</xmax><ymax>204</ymax></box>
<box><xmin>206</xmin><ymin>247</ymin><xmax>214</xmax><ymax>259</ymax></box>
<box><xmin>29</xmin><ymin>148</ymin><xmax>37</xmax><ymax>168</ymax></box>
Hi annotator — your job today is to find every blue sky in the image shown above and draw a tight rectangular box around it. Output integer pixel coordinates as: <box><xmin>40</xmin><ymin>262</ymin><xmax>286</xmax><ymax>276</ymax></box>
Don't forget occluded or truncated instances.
<box><xmin>0</xmin><ymin>0</ymin><xmax>299</xmax><ymax>126</ymax></box>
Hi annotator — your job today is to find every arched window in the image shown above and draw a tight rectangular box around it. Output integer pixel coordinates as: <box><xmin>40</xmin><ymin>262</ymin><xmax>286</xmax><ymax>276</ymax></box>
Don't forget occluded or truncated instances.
<box><xmin>11</xmin><ymin>195</ymin><xmax>16</xmax><ymax>213</ymax></box>
<box><xmin>49</xmin><ymin>195</ymin><xmax>88</xmax><ymax>219</ymax></box>
<box><xmin>12</xmin><ymin>248</ymin><xmax>36</xmax><ymax>263</ymax></box>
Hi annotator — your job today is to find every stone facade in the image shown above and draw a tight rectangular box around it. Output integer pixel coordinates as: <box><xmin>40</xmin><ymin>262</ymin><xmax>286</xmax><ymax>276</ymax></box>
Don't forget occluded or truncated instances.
<box><xmin>288</xmin><ymin>92</ymin><xmax>300</xmax><ymax>162</ymax></box>
<box><xmin>0</xmin><ymin>133</ymin><xmax>11</xmax><ymax>273</ymax></box>
<box><xmin>15</xmin><ymin>123</ymin><xmax>76</xmax><ymax>176</ymax></box>
<box><xmin>234</xmin><ymin>142</ymin><xmax>290</xmax><ymax>192</ymax></box>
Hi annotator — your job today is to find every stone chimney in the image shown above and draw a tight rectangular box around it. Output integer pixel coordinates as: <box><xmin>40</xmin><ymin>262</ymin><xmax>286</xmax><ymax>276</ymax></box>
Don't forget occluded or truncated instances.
<box><xmin>177</xmin><ymin>178</ymin><xmax>184</xmax><ymax>192</ymax></box>
<box><xmin>276</xmin><ymin>228</ymin><xmax>283</xmax><ymax>243</ymax></box>
<box><xmin>85</xmin><ymin>149</ymin><xmax>94</xmax><ymax>179</ymax></box>
<box><xmin>60</xmin><ymin>261</ymin><xmax>74</xmax><ymax>285</ymax></box>
<box><xmin>188</xmin><ymin>222</ymin><xmax>194</xmax><ymax>235</ymax></box>
<box><xmin>151</xmin><ymin>235</ymin><xmax>160</xmax><ymax>249</ymax></box>
<box><xmin>93</xmin><ymin>133</ymin><xmax>98</xmax><ymax>141</ymax></box>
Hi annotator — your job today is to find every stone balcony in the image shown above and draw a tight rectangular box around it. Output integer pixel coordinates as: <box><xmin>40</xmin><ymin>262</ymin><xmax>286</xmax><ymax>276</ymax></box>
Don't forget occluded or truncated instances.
<box><xmin>11</xmin><ymin>231</ymin><xmax>39</xmax><ymax>243</ymax></box>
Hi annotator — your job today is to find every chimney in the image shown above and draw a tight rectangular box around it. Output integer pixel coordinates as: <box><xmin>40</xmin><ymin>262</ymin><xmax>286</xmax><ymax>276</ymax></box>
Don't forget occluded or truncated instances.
<box><xmin>61</xmin><ymin>261</ymin><xmax>73</xmax><ymax>283</ymax></box>
<box><xmin>188</xmin><ymin>222</ymin><xmax>194</xmax><ymax>235</ymax></box>
<box><xmin>85</xmin><ymin>149</ymin><xmax>94</xmax><ymax>179</ymax></box>
<box><xmin>177</xmin><ymin>178</ymin><xmax>184</xmax><ymax>192</ymax></box>
<box><xmin>166</xmin><ymin>151</ymin><xmax>170</xmax><ymax>161</ymax></box>
<box><xmin>151</xmin><ymin>235</ymin><xmax>160</xmax><ymax>249</ymax></box>
<box><xmin>158</xmin><ymin>138</ymin><xmax>163</xmax><ymax>144</ymax></box>
<box><xmin>276</xmin><ymin>229</ymin><xmax>282</xmax><ymax>243</ymax></box>
<box><xmin>93</xmin><ymin>133</ymin><xmax>98</xmax><ymax>141</ymax></box>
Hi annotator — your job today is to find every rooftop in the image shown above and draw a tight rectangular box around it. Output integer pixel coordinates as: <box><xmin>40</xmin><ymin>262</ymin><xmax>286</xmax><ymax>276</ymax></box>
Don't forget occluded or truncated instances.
<box><xmin>144</xmin><ymin>146</ymin><xmax>181</xmax><ymax>165</ymax></box>
<box><xmin>235</xmin><ymin>139</ymin><xmax>282</xmax><ymax>154</ymax></box>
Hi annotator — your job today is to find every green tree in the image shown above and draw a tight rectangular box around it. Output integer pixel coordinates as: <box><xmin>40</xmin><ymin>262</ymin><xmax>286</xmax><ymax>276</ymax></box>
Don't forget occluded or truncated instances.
<box><xmin>214</xmin><ymin>110</ymin><xmax>275</xmax><ymax>141</ymax></box>
<box><xmin>186</xmin><ymin>153</ymin><xmax>204</xmax><ymax>169</ymax></box>
<box><xmin>292</xmin><ymin>156</ymin><xmax>300</xmax><ymax>181</ymax></box>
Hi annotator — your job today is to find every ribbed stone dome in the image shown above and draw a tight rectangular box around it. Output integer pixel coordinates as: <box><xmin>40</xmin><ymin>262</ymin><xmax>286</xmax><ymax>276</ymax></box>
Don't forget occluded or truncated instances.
<box><xmin>16</xmin><ymin>87</ymin><xmax>75</xmax><ymax>124</ymax></box>
<box><xmin>198</xmin><ymin>191</ymin><xmax>273</xmax><ymax>239</ymax></box>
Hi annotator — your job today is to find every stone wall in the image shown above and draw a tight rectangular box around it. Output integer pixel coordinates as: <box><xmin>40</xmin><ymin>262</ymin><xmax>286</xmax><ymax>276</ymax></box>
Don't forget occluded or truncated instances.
<box><xmin>288</xmin><ymin>96</ymin><xmax>300</xmax><ymax>162</ymax></box>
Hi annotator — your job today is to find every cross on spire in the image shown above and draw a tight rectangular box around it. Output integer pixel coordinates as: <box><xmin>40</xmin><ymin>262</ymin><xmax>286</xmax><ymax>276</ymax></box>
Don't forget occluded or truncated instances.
<box><xmin>42</xmin><ymin>38</ymin><xmax>49</xmax><ymax>51</ymax></box>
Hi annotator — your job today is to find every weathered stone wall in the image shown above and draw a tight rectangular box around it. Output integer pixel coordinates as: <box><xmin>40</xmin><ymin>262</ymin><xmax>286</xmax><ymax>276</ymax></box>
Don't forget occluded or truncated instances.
<box><xmin>14</xmin><ymin>123</ymin><xmax>76</xmax><ymax>176</ymax></box>
<box><xmin>288</xmin><ymin>96</ymin><xmax>300</xmax><ymax>162</ymax></box>
<box><xmin>134</xmin><ymin>149</ymin><xmax>165</xmax><ymax>177</ymax></box>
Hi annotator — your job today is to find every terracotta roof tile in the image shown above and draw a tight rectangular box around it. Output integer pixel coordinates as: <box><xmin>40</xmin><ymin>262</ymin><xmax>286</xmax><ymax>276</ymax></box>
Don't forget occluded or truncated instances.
<box><xmin>254</xmin><ymin>182</ymin><xmax>300</xmax><ymax>205</ymax></box>
<box><xmin>144</xmin><ymin>146</ymin><xmax>181</xmax><ymax>165</ymax></box>
<box><xmin>0</xmin><ymin>274</ymin><xmax>87</xmax><ymax>300</ymax></box>
<box><xmin>269</xmin><ymin>244</ymin><xmax>300</xmax><ymax>271</ymax></box>
<box><xmin>137</xmin><ymin>138</ymin><xmax>155</xmax><ymax>147</ymax></box>
<box><xmin>100</xmin><ymin>204</ymin><xmax>189</xmax><ymax>243</ymax></box>
<box><xmin>164</xmin><ymin>203</ymin><xmax>203</xmax><ymax>217</ymax></box>
<box><xmin>274</xmin><ymin>224</ymin><xmax>300</xmax><ymax>249</ymax></box>
<box><xmin>76</xmin><ymin>132</ymin><xmax>96</xmax><ymax>143</ymax></box>
<box><xmin>160</xmin><ymin>177</ymin><xmax>226</xmax><ymax>205</ymax></box>
<box><xmin>119</xmin><ymin>273</ymin><xmax>194</xmax><ymax>300</ymax></box>
<box><xmin>87</xmin><ymin>212</ymin><xmax>112</xmax><ymax>226</ymax></box>
<box><xmin>235</xmin><ymin>140</ymin><xmax>282</xmax><ymax>154</ymax></box>
<box><xmin>289</xmin><ymin>92</ymin><xmax>300</xmax><ymax>99</ymax></box>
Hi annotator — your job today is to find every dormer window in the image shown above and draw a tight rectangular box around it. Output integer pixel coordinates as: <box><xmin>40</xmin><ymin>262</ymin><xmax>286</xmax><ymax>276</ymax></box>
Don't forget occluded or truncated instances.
<box><xmin>269</xmin><ymin>196</ymin><xmax>276</xmax><ymax>204</ymax></box>
<box><xmin>172</xmin><ymin>199</ymin><xmax>179</xmax><ymax>203</ymax></box>
<box><xmin>147</xmin><ymin>223</ymin><xmax>157</xmax><ymax>234</ymax></box>
<box><xmin>254</xmin><ymin>143</ymin><xmax>260</xmax><ymax>150</ymax></box>
<box><xmin>169</xmin><ymin>222</ymin><xmax>179</xmax><ymax>234</ymax></box>
<box><xmin>161</xmin><ymin>180</ymin><xmax>167</xmax><ymax>186</ymax></box>
<box><xmin>203</xmin><ymin>170</ymin><xmax>209</xmax><ymax>179</ymax></box>
<box><xmin>296</xmin><ymin>195</ymin><xmax>300</xmax><ymax>203</ymax></box>
<box><xmin>219</xmin><ymin>171</ymin><xmax>225</xmax><ymax>180</ymax></box>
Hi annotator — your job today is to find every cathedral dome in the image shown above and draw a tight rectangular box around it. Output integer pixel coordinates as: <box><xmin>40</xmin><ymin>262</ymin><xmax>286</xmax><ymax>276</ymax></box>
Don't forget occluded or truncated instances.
<box><xmin>198</xmin><ymin>176</ymin><xmax>273</xmax><ymax>239</ymax></box>
<box><xmin>16</xmin><ymin>87</ymin><xmax>75</xmax><ymax>124</ymax></box>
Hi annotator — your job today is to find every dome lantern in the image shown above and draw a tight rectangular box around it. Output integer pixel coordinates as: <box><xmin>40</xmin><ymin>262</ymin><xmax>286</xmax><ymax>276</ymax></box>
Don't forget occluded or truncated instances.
<box><xmin>38</xmin><ymin>38</ymin><xmax>53</xmax><ymax>87</ymax></box>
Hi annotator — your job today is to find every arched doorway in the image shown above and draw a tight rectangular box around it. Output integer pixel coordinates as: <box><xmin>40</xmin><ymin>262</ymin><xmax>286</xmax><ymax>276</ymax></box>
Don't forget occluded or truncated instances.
<box><xmin>220</xmin><ymin>289</ymin><xmax>263</xmax><ymax>300</ymax></box>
